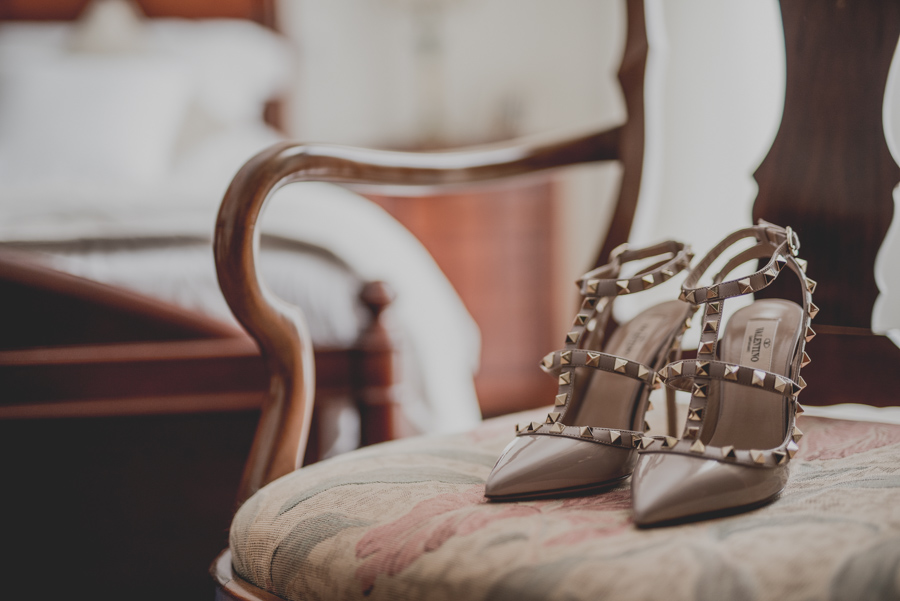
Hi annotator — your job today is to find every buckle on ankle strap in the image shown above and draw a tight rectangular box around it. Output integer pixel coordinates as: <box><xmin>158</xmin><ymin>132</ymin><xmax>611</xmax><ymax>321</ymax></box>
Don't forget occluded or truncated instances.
<box><xmin>785</xmin><ymin>226</ymin><xmax>800</xmax><ymax>257</ymax></box>
<box><xmin>609</xmin><ymin>242</ymin><xmax>630</xmax><ymax>260</ymax></box>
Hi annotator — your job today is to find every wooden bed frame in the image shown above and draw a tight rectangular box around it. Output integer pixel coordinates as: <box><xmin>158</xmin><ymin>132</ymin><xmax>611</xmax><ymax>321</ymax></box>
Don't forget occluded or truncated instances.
<box><xmin>0</xmin><ymin>1</ymin><xmax>413</xmax><ymax>444</ymax></box>
<box><xmin>0</xmin><ymin>1</ymin><xmax>404</xmax><ymax>598</ymax></box>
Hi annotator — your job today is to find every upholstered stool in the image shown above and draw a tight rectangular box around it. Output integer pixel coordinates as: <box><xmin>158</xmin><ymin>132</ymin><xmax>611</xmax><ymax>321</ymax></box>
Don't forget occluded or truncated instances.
<box><xmin>226</xmin><ymin>410</ymin><xmax>900</xmax><ymax>601</ymax></box>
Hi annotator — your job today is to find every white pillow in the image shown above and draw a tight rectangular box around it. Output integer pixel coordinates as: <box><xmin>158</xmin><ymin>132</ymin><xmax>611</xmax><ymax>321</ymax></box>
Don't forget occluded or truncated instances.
<box><xmin>0</xmin><ymin>19</ymin><xmax>290</xmax><ymax>186</ymax></box>
<box><xmin>147</xmin><ymin>19</ymin><xmax>291</xmax><ymax>126</ymax></box>
<box><xmin>0</xmin><ymin>55</ymin><xmax>191</xmax><ymax>184</ymax></box>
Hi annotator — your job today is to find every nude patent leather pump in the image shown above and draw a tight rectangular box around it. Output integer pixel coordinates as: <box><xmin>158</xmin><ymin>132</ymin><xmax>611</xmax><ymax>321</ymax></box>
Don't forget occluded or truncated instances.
<box><xmin>631</xmin><ymin>221</ymin><xmax>815</xmax><ymax>526</ymax></box>
<box><xmin>485</xmin><ymin>241</ymin><xmax>694</xmax><ymax>500</ymax></box>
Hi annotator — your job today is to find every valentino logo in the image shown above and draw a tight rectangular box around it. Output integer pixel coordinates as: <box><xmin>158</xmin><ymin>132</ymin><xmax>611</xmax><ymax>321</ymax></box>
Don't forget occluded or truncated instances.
<box><xmin>741</xmin><ymin>319</ymin><xmax>777</xmax><ymax>370</ymax></box>
<box><xmin>749</xmin><ymin>327</ymin><xmax>764</xmax><ymax>362</ymax></box>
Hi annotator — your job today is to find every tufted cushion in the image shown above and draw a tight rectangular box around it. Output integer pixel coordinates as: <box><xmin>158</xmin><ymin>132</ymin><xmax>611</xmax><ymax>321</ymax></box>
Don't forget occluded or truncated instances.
<box><xmin>230</xmin><ymin>410</ymin><xmax>900</xmax><ymax>601</ymax></box>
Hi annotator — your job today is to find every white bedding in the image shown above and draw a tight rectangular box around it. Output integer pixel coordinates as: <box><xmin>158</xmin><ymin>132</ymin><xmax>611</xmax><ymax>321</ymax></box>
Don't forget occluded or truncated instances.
<box><xmin>0</xmin><ymin>16</ymin><xmax>483</xmax><ymax>435</ymax></box>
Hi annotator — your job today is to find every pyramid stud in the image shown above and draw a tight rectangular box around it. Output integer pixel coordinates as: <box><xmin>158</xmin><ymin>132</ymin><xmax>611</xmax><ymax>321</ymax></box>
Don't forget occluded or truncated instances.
<box><xmin>796</xmin><ymin>257</ymin><xmax>808</xmax><ymax>272</ymax></box>
<box><xmin>706</xmin><ymin>302</ymin><xmax>722</xmax><ymax>315</ymax></box>
<box><xmin>653</xmin><ymin>374</ymin><xmax>663</xmax><ymax>390</ymax></box>
<box><xmin>640</xmin><ymin>436</ymin><xmax>654</xmax><ymax>449</ymax></box>
<box><xmin>560</xmin><ymin>351</ymin><xmax>572</xmax><ymax>365</ymax></box>
<box><xmin>801</xmin><ymin>351</ymin><xmax>812</xmax><ymax>368</ymax></box>
<box><xmin>763</xmin><ymin>267</ymin><xmax>778</xmax><ymax>283</ymax></box>
<box><xmin>555</xmin><ymin>393</ymin><xmax>568</xmax><ymax>406</ymax></box>
<box><xmin>690</xmin><ymin>440</ymin><xmax>706</xmax><ymax>453</ymax></box>
<box><xmin>642</xmin><ymin>274</ymin><xmax>655</xmax><ymax>289</ymax></box>
<box><xmin>773</xmin><ymin>376</ymin><xmax>789</xmax><ymax>394</ymax></box>
<box><xmin>752</xmin><ymin>370</ymin><xmax>766</xmax><ymax>387</ymax></box>
<box><xmin>559</xmin><ymin>372</ymin><xmax>571</xmax><ymax>386</ymax></box>
<box><xmin>792</xmin><ymin>426</ymin><xmax>803</xmax><ymax>441</ymax></box>
<box><xmin>692</xmin><ymin>383</ymin><xmax>707</xmax><ymax>398</ymax></box>
<box><xmin>614</xmin><ymin>358</ymin><xmax>629</xmax><ymax>373</ymax></box>
<box><xmin>586</xmin><ymin>279</ymin><xmax>600</xmax><ymax>294</ymax></box>
<box><xmin>775</xmin><ymin>254</ymin><xmax>787</xmax><ymax>270</ymax></box>
<box><xmin>698</xmin><ymin>341</ymin><xmax>715</xmax><ymax>355</ymax></box>
<box><xmin>647</xmin><ymin>400</ymin><xmax>655</xmax><ymax>411</ymax></box>
<box><xmin>616</xmin><ymin>280</ymin><xmax>631</xmax><ymax>295</ymax></box>
<box><xmin>796</xmin><ymin>402</ymin><xmax>805</xmax><ymax>415</ymax></box>
<box><xmin>549</xmin><ymin>422</ymin><xmax>565</xmax><ymax>434</ymax></box>
<box><xmin>738</xmin><ymin>278</ymin><xmax>753</xmax><ymax>294</ymax></box>
<box><xmin>702</xmin><ymin>320</ymin><xmax>719</xmax><ymax>334</ymax></box>
<box><xmin>658</xmin><ymin>365</ymin><xmax>669</xmax><ymax>379</ymax></box>
<box><xmin>530</xmin><ymin>421</ymin><xmax>543</xmax><ymax>432</ymax></box>
<box><xmin>722</xmin><ymin>445</ymin><xmax>737</xmax><ymax>459</ymax></box>
<box><xmin>574</xmin><ymin>314</ymin><xmax>589</xmax><ymax>326</ymax></box>
<box><xmin>773</xmin><ymin>450</ymin><xmax>788</xmax><ymax>465</ymax></box>
<box><xmin>632</xmin><ymin>435</ymin><xmax>644</xmax><ymax>448</ymax></box>
<box><xmin>580</xmin><ymin>426</ymin><xmax>593</xmax><ymax>438</ymax></box>
<box><xmin>643</xmin><ymin>420</ymin><xmax>651</xmax><ymax>433</ymax></box>
<box><xmin>541</xmin><ymin>353</ymin><xmax>554</xmax><ymax>369</ymax></box>
<box><xmin>686</xmin><ymin>427</ymin><xmax>700</xmax><ymax>439</ymax></box>
<box><xmin>662</xmin><ymin>436</ymin><xmax>679</xmax><ymax>448</ymax></box>
<box><xmin>750</xmin><ymin>449</ymin><xmax>765</xmax><ymax>464</ymax></box>
<box><xmin>808</xmin><ymin>302</ymin><xmax>820</xmax><ymax>319</ymax></box>
<box><xmin>515</xmin><ymin>423</ymin><xmax>522</xmax><ymax>433</ymax></box>
<box><xmin>707</xmin><ymin>285</ymin><xmax>719</xmax><ymax>300</ymax></box>
<box><xmin>637</xmin><ymin>365</ymin><xmax>650</xmax><ymax>381</ymax></box>
<box><xmin>696</xmin><ymin>361</ymin><xmax>710</xmax><ymax>377</ymax></box>
<box><xmin>724</xmin><ymin>364</ymin><xmax>740</xmax><ymax>381</ymax></box>
<box><xmin>684</xmin><ymin>317</ymin><xmax>694</xmax><ymax>329</ymax></box>
<box><xmin>791</xmin><ymin>380</ymin><xmax>804</xmax><ymax>395</ymax></box>
<box><xmin>546</xmin><ymin>412</ymin><xmax>561</xmax><ymax>424</ymax></box>
<box><xmin>797</xmin><ymin>376</ymin><xmax>807</xmax><ymax>391</ymax></box>
<box><xmin>805</xmin><ymin>326</ymin><xmax>816</xmax><ymax>342</ymax></box>
<box><xmin>806</xmin><ymin>277</ymin><xmax>817</xmax><ymax>293</ymax></box>
<box><xmin>687</xmin><ymin>407</ymin><xmax>703</xmax><ymax>421</ymax></box>
<box><xmin>583</xmin><ymin>298</ymin><xmax>599</xmax><ymax>310</ymax></box>
<box><xmin>786</xmin><ymin>440</ymin><xmax>799</xmax><ymax>458</ymax></box>
<box><xmin>566</xmin><ymin>331</ymin><xmax>581</xmax><ymax>344</ymax></box>
<box><xmin>683</xmin><ymin>289</ymin><xmax>697</xmax><ymax>304</ymax></box>
<box><xmin>669</xmin><ymin>362</ymin><xmax>683</xmax><ymax>377</ymax></box>
<box><xmin>609</xmin><ymin>430</ymin><xmax>622</xmax><ymax>445</ymax></box>
<box><xmin>586</xmin><ymin>352</ymin><xmax>601</xmax><ymax>367</ymax></box>
<box><xmin>662</xmin><ymin>269</ymin><xmax>675</xmax><ymax>279</ymax></box>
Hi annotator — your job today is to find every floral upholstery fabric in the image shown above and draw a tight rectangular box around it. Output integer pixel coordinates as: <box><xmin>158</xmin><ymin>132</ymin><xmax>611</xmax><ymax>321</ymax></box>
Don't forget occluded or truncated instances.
<box><xmin>230</xmin><ymin>410</ymin><xmax>900</xmax><ymax>601</ymax></box>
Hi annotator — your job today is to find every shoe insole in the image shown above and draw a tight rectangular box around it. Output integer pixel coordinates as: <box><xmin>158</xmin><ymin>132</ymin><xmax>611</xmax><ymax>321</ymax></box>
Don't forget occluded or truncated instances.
<box><xmin>568</xmin><ymin>300</ymin><xmax>687</xmax><ymax>431</ymax></box>
<box><xmin>706</xmin><ymin>299</ymin><xmax>804</xmax><ymax>449</ymax></box>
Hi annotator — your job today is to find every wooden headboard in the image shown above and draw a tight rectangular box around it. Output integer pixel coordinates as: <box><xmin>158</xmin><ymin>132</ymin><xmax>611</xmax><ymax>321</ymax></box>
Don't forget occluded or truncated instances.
<box><xmin>0</xmin><ymin>0</ymin><xmax>283</xmax><ymax>127</ymax></box>
<box><xmin>0</xmin><ymin>0</ymin><xmax>275</xmax><ymax>25</ymax></box>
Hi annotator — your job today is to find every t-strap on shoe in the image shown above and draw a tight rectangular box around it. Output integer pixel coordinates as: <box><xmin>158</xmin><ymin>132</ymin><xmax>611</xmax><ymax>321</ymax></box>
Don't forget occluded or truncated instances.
<box><xmin>631</xmin><ymin>221</ymin><xmax>815</xmax><ymax>526</ymax></box>
<box><xmin>485</xmin><ymin>241</ymin><xmax>694</xmax><ymax>500</ymax></box>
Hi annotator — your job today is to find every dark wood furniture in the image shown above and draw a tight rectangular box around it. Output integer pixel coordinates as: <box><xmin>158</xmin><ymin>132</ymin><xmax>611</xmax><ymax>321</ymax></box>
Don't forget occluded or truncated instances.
<box><xmin>210</xmin><ymin>0</ymin><xmax>643</xmax><ymax>512</ymax></box>
<box><xmin>209</xmin><ymin>0</ymin><xmax>900</xmax><ymax>597</ymax></box>
<box><xmin>367</xmin><ymin>180</ymin><xmax>560</xmax><ymax>418</ymax></box>
<box><xmin>0</xmin><ymin>1</ymin><xmax>402</xmax><ymax>598</ymax></box>
<box><xmin>752</xmin><ymin>0</ymin><xmax>900</xmax><ymax>408</ymax></box>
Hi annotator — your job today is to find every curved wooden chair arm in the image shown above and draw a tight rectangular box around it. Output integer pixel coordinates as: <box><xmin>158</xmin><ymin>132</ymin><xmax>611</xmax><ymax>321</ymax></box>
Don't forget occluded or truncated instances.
<box><xmin>215</xmin><ymin>127</ymin><xmax>622</xmax><ymax>504</ymax></box>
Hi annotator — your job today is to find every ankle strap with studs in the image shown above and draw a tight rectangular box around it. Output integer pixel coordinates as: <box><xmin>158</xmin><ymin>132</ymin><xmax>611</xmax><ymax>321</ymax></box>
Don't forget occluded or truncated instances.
<box><xmin>643</xmin><ymin>220</ymin><xmax>816</xmax><ymax>469</ymax></box>
<box><xmin>523</xmin><ymin>240</ymin><xmax>691</xmax><ymax>444</ymax></box>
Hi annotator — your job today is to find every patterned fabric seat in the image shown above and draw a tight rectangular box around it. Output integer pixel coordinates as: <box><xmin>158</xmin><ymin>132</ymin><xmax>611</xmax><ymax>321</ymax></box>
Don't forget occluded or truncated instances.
<box><xmin>230</xmin><ymin>409</ymin><xmax>900</xmax><ymax>601</ymax></box>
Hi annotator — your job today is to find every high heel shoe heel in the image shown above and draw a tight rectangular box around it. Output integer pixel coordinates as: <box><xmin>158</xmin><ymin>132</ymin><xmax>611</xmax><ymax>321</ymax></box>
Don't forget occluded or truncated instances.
<box><xmin>484</xmin><ymin>241</ymin><xmax>694</xmax><ymax>500</ymax></box>
<box><xmin>631</xmin><ymin>221</ymin><xmax>815</xmax><ymax>526</ymax></box>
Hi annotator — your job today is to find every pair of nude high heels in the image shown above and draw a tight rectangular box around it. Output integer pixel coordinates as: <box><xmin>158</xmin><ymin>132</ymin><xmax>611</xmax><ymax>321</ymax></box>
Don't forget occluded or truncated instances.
<box><xmin>484</xmin><ymin>221</ymin><xmax>815</xmax><ymax>527</ymax></box>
